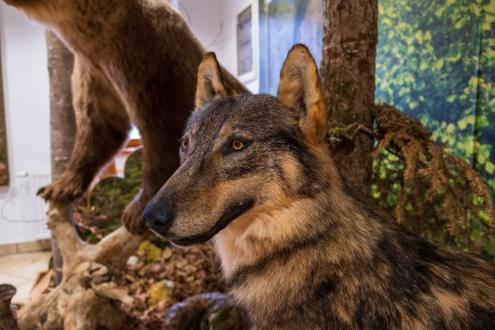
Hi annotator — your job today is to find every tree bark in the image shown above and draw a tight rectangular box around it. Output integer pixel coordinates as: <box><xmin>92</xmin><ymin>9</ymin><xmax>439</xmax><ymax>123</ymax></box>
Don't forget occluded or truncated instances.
<box><xmin>320</xmin><ymin>0</ymin><xmax>378</xmax><ymax>196</ymax></box>
<box><xmin>0</xmin><ymin>34</ymin><xmax>9</xmax><ymax>187</ymax></box>
<box><xmin>46</xmin><ymin>31</ymin><xmax>76</xmax><ymax>285</ymax></box>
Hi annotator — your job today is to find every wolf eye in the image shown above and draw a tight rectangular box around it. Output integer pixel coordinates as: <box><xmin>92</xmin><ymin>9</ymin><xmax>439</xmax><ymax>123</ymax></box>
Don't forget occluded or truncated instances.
<box><xmin>231</xmin><ymin>139</ymin><xmax>245</xmax><ymax>151</ymax></box>
<box><xmin>221</xmin><ymin>138</ymin><xmax>251</xmax><ymax>155</ymax></box>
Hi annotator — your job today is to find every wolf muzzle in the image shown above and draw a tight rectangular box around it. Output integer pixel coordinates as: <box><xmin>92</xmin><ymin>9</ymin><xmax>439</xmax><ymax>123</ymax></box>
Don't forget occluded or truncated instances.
<box><xmin>142</xmin><ymin>199</ymin><xmax>175</xmax><ymax>237</ymax></box>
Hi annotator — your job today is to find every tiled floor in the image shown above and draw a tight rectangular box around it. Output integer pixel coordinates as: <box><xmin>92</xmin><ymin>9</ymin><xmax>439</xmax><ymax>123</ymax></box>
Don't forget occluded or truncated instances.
<box><xmin>0</xmin><ymin>252</ymin><xmax>51</xmax><ymax>303</ymax></box>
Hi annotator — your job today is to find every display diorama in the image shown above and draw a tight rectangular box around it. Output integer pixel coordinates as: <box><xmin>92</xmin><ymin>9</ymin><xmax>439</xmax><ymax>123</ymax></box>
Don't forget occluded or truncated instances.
<box><xmin>0</xmin><ymin>0</ymin><xmax>494</xmax><ymax>329</ymax></box>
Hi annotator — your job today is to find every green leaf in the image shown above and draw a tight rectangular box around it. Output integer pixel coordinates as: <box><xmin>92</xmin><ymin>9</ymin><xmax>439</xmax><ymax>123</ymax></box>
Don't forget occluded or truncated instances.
<box><xmin>424</xmin><ymin>31</ymin><xmax>432</xmax><ymax>42</ymax></box>
<box><xmin>468</xmin><ymin>76</ymin><xmax>479</xmax><ymax>87</ymax></box>
<box><xmin>415</xmin><ymin>31</ymin><xmax>423</xmax><ymax>43</ymax></box>
<box><xmin>435</xmin><ymin>7</ymin><xmax>446</xmax><ymax>17</ymax></box>
<box><xmin>486</xmin><ymin>162</ymin><xmax>495</xmax><ymax>175</ymax></box>
<box><xmin>486</xmin><ymin>48</ymin><xmax>495</xmax><ymax>59</ymax></box>
<box><xmin>477</xmin><ymin>152</ymin><xmax>487</xmax><ymax>165</ymax></box>
<box><xmin>447</xmin><ymin>54</ymin><xmax>462</xmax><ymax>62</ymax></box>
<box><xmin>454</xmin><ymin>18</ymin><xmax>466</xmax><ymax>29</ymax></box>
<box><xmin>399</xmin><ymin>87</ymin><xmax>411</xmax><ymax>96</ymax></box>
<box><xmin>473</xmin><ymin>6</ymin><xmax>480</xmax><ymax>17</ymax></box>
<box><xmin>436</xmin><ymin>59</ymin><xmax>444</xmax><ymax>70</ymax></box>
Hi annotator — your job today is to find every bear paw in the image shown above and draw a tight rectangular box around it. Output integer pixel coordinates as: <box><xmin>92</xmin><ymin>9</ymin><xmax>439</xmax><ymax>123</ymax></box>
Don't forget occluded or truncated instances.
<box><xmin>122</xmin><ymin>192</ymin><xmax>149</xmax><ymax>235</ymax></box>
<box><xmin>37</xmin><ymin>172</ymin><xmax>87</xmax><ymax>204</ymax></box>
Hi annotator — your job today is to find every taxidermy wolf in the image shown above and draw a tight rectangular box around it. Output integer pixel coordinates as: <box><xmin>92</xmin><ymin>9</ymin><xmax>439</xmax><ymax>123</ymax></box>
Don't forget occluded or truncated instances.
<box><xmin>2</xmin><ymin>0</ymin><xmax>246</xmax><ymax>234</ymax></box>
<box><xmin>143</xmin><ymin>45</ymin><xmax>495</xmax><ymax>329</ymax></box>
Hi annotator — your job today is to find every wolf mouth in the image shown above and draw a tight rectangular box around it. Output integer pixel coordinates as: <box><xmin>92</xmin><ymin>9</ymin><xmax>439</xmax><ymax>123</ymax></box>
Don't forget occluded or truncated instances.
<box><xmin>171</xmin><ymin>199</ymin><xmax>255</xmax><ymax>246</ymax></box>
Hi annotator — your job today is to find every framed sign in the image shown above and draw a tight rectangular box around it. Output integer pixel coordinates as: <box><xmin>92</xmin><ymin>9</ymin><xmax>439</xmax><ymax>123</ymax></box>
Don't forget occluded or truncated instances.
<box><xmin>0</xmin><ymin>42</ymin><xmax>9</xmax><ymax>186</ymax></box>
<box><xmin>236</xmin><ymin>4</ymin><xmax>255</xmax><ymax>82</ymax></box>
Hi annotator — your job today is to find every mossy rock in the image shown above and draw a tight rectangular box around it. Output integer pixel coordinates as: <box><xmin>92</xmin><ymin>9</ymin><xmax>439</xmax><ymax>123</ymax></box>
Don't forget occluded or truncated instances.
<box><xmin>78</xmin><ymin>149</ymin><xmax>143</xmax><ymax>242</ymax></box>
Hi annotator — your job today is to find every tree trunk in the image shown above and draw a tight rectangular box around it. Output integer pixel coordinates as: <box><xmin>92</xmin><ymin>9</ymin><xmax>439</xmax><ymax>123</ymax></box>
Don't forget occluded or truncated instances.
<box><xmin>320</xmin><ymin>0</ymin><xmax>378</xmax><ymax>196</ymax></box>
<box><xmin>46</xmin><ymin>31</ymin><xmax>76</xmax><ymax>285</ymax></box>
<box><xmin>0</xmin><ymin>34</ymin><xmax>9</xmax><ymax>187</ymax></box>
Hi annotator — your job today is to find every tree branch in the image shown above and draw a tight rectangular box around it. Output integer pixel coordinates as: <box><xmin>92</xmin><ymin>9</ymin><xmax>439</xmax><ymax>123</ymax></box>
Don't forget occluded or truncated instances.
<box><xmin>92</xmin><ymin>226</ymin><xmax>146</xmax><ymax>270</ymax></box>
<box><xmin>46</xmin><ymin>203</ymin><xmax>86</xmax><ymax>264</ymax></box>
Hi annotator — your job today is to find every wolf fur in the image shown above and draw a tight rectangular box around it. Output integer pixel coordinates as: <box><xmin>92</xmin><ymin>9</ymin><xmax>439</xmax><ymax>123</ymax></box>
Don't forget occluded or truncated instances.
<box><xmin>143</xmin><ymin>46</ymin><xmax>495</xmax><ymax>329</ymax></box>
<box><xmin>3</xmin><ymin>0</ymin><xmax>247</xmax><ymax>233</ymax></box>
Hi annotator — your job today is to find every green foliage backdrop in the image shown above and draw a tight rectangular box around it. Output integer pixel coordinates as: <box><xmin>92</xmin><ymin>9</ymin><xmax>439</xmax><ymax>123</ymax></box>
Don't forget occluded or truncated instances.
<box><xmin>377</xmin><ymin>0</ymin><xmax>495</xmax><ymax>184</ymax></box>
<box><xmin>376</xmin><ymin>0</ymin><xmax>495</xmax><ymax>260</ymax></box>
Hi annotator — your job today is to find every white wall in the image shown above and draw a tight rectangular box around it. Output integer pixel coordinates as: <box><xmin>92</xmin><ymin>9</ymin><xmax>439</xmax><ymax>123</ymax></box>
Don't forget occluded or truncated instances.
<box><xmin>179</xmin><ymin>0</ymin><xmax>260</xmax><ymax>93</ymax></box>
<box><xmin>0</xmin><ymin>3</ymin><xmax>51</xmax><ymax>245</ymax></box>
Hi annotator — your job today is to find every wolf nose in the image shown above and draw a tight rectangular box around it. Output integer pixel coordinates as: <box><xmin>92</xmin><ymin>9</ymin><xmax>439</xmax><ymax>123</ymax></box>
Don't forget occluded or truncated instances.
<box><xmin>142</xmin><ymin>201</ymin><xmax>175</xmax><ymax>235</ymax></box>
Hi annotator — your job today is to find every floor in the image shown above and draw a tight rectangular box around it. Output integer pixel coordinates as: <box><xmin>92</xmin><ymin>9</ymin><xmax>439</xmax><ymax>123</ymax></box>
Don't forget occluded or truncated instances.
<box><xmin>0</xmin><ymin>252</ymin><xmax>51</xmax><ymax>303</ymax></box>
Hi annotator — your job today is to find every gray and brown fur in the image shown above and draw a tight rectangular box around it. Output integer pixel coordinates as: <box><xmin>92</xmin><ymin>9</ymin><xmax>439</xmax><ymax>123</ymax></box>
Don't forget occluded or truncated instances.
<box><xmin>143</xmin><ymin>45</ymin><xmax>495</xmax><ymax>329</ymax></box>
<box><xmin>3</xmin><ymin>0</ymin><xmax>247</xmax><ymax>233</ymax></box>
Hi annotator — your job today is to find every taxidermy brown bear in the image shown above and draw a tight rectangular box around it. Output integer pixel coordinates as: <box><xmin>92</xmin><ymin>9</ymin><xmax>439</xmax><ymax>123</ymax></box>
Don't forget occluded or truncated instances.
<box><xmin>3</xmin><ymin>0</ymin><xmax>247</xmax><ymax>233</ymax></box>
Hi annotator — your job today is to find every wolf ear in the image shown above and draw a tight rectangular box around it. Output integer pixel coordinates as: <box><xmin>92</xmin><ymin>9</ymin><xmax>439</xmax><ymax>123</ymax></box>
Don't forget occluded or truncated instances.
<box><xmin>195</xmin><ymin>52</ymin><xmax>228</xmax><ymax>108</ymax></box>
<box><xmin>277</xmin><ymin>44</ymin><xmax>327</xmax><ymax>145</ymax></box>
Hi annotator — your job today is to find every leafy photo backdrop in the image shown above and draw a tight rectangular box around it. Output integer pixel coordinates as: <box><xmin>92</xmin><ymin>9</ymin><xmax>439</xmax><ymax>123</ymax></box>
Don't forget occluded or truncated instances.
<box><xmin>375</xmin><ymin>0</ymin><xmax>495</xmax><ymax>260</ymax></box>
<box><xmin>376</xmin><ymin>0</ymin><xmax>495</xmax><ymax>193</ymax></box>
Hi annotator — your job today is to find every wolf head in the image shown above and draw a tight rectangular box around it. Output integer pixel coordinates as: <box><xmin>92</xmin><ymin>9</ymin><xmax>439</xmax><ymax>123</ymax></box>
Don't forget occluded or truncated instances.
<box><xmin>143</xmin><ymin>45</ymin><xmax>331</xmax><ymax>245</ymax></box>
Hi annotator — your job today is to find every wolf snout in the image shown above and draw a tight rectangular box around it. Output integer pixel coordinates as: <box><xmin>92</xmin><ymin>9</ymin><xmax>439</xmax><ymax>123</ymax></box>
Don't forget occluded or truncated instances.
<box><xmin>142</xmin><ymin>199</ymin><xmax>175</xmax><ymax>236</ymax></box>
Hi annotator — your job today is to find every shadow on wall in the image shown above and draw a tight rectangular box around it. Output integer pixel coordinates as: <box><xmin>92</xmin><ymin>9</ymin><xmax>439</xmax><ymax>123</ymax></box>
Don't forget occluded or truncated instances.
<box><xmin>0</xmin><ymin>174</ymin><xmax>51</xmax><ymax>244</ymax></box>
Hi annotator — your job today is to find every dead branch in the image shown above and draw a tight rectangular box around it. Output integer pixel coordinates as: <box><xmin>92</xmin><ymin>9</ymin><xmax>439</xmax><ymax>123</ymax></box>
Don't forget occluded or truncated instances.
<box><xmin>91</xmin><ymin>226</ymin><xmax>146</xmax><ymax>270</ymax></box>
<box><xmin>0</xmin><ymin>284</ymin><xmax>18</xmax><ymax>330</ymax></box>
<box><xmin>372</xmin><ymin>104</ymin><xmax>494</xmax><ymax>252</ymax></box>
<box><xmin>15</xmin><ymin>204</ymin><xmax>144</xmax><ymax>329</ymax></box>
<box><xmin>46</xmin><ymin>203</ymin><xmax>86</xmax><ymax>265</ymax></box>
<box><xmin>91</xmin><ymin>282</ymin><xmax>134</xmax><ymax>306</ymax></box>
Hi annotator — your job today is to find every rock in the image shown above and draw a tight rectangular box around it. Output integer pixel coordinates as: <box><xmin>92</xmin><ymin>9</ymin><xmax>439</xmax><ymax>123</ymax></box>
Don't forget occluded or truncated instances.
<box><xmin>126</xmin><ymin>255</ymin><xmax>139</xmax><ymax>269</ymax></box>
